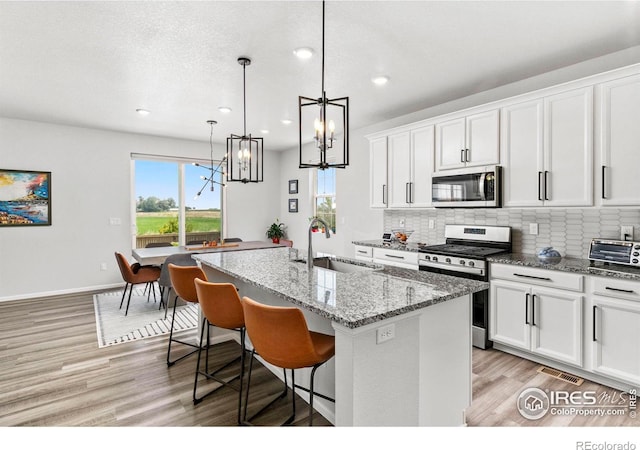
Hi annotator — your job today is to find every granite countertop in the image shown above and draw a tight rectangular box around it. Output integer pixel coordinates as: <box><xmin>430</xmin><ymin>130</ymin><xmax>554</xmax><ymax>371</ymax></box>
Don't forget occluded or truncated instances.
<box><xmin>193</xmin><ymin>247</ymin><xmax>487</xmax><ymax>329</ymax></box>
<box><xmin>352</xmin><ymin>239</ymin><xmax>424</xmax><ymax>253</ymax></box>
<box><xmin>488</xmin><ymin>253</ymin><xmax>640</xmax><ymax>282</ymax></box>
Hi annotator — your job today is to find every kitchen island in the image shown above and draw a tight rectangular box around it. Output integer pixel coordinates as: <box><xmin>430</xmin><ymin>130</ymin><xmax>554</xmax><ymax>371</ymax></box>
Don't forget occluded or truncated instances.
<box><xmin>193</xmin><ymin>248</ymin><xmax>488</xmax><ymax>426</ymax></box>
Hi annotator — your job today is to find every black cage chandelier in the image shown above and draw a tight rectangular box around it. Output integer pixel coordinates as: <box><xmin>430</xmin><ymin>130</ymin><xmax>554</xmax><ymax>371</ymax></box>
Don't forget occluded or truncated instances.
<box><xmin>227</xmin><ymin>57</ymin><xmax>264</xmax><ymax>183</ymax></box>
<box><xmin>194</xmin><ymin>120</ymin><xmax>226</xmax><ymax>200</ymax></box>
<box><xmin>299</xmin><ymin>0</ymin><xmax>349</xmax><ymax>170</ymax></box>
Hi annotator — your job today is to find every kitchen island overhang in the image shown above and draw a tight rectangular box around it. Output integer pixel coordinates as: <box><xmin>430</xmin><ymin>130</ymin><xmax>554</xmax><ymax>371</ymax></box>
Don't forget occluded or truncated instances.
<box><xmin>193</xmin><ymin>248</ymin><xmax>487</xmax><ymax>426</ymax></box>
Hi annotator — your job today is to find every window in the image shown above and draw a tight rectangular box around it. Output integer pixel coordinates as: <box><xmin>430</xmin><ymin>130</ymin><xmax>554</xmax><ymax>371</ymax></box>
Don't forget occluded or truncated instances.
<box><xmin>133</xmin><ymin>157</ymin><xmax>223</xmax><ymax>248</ymax></box>
<box><xmin>315</xmin><ymin>168</ymin><xmax>336</xmax><ymax>233</ymax></box>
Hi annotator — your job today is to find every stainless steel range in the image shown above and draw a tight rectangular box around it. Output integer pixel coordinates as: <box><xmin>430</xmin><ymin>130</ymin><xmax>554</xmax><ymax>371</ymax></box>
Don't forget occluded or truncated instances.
<box><xmin>418</xmin><ymin>225</ymin><xmax>512</xmax><ymax>349</ymax></box>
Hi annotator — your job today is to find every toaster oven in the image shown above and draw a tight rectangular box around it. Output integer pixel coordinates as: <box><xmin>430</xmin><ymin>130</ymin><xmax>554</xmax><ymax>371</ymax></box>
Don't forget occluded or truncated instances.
<box><xmin>588</xmin><ymin>238</ymin><xmax>640</xmax><ymax>267</ymax></box>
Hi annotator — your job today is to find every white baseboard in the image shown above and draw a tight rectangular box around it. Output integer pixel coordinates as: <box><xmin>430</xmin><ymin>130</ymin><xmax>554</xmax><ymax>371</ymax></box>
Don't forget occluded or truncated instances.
<box><xmin>0</xmin><ymin>282</ymin><xmax>123</xmax><ymax>303</ymax></box>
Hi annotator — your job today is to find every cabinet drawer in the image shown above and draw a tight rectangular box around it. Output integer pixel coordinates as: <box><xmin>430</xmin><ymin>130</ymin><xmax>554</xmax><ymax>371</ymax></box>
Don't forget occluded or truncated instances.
<box><xmin>354</xmin><ymin>245</ymin><xmax>373</xmax><ymax>258</ymax></box>
<box><xmin>373</xmin><ymin>247</ymin><xmax>418</xmax><ymax>269</ymax></box>
<box><xmin>490</xmin><ymin>263</ymin><xmax>583</xmax><ymax>292</ymax></box>
<box><xmin>591</xmin><ymin>276</ymin><xmax>640</xmax><ymax>302</ymax></box>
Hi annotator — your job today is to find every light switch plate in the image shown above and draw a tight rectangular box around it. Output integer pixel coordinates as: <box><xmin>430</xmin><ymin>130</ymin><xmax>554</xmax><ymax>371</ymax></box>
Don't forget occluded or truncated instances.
<box><xmin>621</xmin><ymin>225</ymin><xmax>634</xmax><ymax>241</ymax></box>
<box><xmin>529</xmin><ymin>223</ymin><xmax>539</xmax><ymax>235</ymax></box>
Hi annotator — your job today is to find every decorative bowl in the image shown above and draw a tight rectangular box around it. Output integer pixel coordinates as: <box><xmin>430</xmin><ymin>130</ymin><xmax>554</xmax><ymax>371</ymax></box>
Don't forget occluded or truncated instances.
<box><xmin>391</xmin><ymin>229</ymin><xmax>414</xmax><ymax>243</ymax></box>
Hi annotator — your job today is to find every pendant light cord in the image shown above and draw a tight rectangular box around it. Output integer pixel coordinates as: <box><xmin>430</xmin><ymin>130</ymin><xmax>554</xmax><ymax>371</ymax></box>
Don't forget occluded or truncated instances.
<box><xmin>321</xmin><ymin>0</ymin><xmax>325</xmax><ymax>97</ymax></box>
<box><xmin>243</xmin><ymin>60</ymin><xmax>247</xmax><ymax>137</ymax></box>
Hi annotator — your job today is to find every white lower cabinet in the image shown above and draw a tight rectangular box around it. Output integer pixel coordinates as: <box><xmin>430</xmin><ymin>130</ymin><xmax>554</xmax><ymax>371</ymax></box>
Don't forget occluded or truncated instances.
<box><xmin>372</xmin><ymin>247</ymin><xmax>418</xmax><ymax>270</ymax></box>
<box><xmin>490</xmin><ymin>279</ymin><xmax>583</xmax><ymax>367</ymax></box>
<box><xmin>589</xmin><ymin>277</ymin><xmax>640</xmax><ymax>387</ymax></box>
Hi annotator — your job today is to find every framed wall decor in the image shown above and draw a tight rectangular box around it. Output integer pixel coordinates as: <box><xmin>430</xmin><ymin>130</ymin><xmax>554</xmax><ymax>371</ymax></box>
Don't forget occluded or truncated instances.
<box><xmin>288</xmin><ymin>179</ymin><xmax>298</xmax><ymax>194</ymax></box>
<box><xmin>0</xmin><ymin>169</ymin><xmax>51</xmax><ymax>226</ymax></box>
<box><xmin>288</xmin><ymin>198</ymin><xmax>298</xmax><ymax>213</ymax></box>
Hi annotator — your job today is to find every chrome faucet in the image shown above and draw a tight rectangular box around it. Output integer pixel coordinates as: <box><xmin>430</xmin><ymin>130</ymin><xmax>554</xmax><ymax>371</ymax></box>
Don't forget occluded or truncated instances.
<box><xmin>308</xmin><ymin>217</ymin><xmax>331</xmax><ymax>270</ymax></box>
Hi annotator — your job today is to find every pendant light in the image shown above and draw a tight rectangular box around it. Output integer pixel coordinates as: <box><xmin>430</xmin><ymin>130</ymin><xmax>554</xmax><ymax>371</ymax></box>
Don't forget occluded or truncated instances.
<box><xmin>194</xmin><ymin>120</ymin><xmax>226</xmax><ymax>200</ymax></box>
<box><xmin>226</xmin><ymin>57</ymin><xmax>264</xmax><ymax>183</ymax></box>
<box><xmin>299</xmin><ymin>0</ymin><xmax>349</xmax><ymax>170</ymax></box>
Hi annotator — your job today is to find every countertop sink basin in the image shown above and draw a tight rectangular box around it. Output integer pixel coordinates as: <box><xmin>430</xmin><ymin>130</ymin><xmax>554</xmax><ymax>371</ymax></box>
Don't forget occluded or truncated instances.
<box><xmin>293</xmin><ymin>256</ymin><xmax>376</xmax><ymax>274</ymax></box>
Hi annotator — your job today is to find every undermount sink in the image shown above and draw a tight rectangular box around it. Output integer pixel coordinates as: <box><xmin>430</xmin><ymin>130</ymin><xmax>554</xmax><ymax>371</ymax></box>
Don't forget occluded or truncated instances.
<box><xmin>293</xmin><ymin>256</ymin><xmax>375</xmax><ymax>274</ymax></box>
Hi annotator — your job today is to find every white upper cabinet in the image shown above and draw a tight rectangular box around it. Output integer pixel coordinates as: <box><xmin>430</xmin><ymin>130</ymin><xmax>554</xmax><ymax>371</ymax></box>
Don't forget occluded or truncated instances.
<box><xmin>500</xmin><ymin>87</ymin><xmax>593</xmax><ymax>207</ymax></box>
<box><xmin>435</xmin><ymin>109</ymin><xmax>499</xmax><ymax>171</ymax></box>
<box><xmin>501</xmin><ymin>99</ymin><xmax>544</xmax><ymax>207</ymax></box>
<box><xmin>369</xmin><ymin>136</ymin><xmax>388</xmax><ymax>208</ymax></box>
<box><xmin>597</xmin><ymin>73</ymin><xmax>640</xmax><ymax>206</ymax></box>
<box><xmin>370</xmin><ymin>125</ymin><xmax>434</xmax><ymax>209</ymax></box>
<box><xmin>543</xmin><ymin>87</ymin><xmax>593</xmax><ymax>207</ymax></box>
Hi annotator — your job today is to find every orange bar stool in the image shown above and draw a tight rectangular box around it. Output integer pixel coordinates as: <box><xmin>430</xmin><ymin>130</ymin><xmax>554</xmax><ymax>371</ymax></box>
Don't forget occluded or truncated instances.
<box><xmin>241</xmin><ymin>297</ymin><xmax>335</xmax><ymax>426</ymax></box>
<box><xmin>193</xmin><ymin>279</ymin><xmax>246</xmax><ymax>423</ymax></box>
<box><xmin>114</xmin><ymin>252</ymin><xmax>161</xmax><ymax>316</ymax></box>
<box><xmin>166</xmin><ymin>264</ymin><xmax>206</xmax><ymax>367</ymax></box>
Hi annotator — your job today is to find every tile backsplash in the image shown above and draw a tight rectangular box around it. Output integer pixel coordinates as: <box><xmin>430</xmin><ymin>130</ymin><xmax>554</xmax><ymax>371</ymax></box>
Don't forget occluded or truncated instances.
<box><xmin>384</xmin><ymin>208</ymin><xmax>640</xmax><ymax>259</ymax></box>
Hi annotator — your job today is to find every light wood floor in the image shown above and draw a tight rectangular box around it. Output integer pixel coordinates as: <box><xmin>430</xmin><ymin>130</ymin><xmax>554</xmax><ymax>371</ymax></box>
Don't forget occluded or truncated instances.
<box><xmin>0</xmin><ymin>291</ymin><xmax>636</xmax><ymax>427</ymax></box>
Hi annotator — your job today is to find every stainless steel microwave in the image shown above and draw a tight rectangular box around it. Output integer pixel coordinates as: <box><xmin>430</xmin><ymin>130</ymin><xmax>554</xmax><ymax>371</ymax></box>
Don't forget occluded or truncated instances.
<box><xmin>431</xmin><ymin>166</ymin><xmax>502</xmax><ymax>208</ymax></box>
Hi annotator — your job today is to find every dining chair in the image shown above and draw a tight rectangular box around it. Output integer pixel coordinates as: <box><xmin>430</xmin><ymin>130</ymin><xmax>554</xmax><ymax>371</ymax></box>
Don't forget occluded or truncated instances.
<box><xmin>193</xmin><ymin>278</ymin><xmax>246</xmax><ymax>424</ymax></box>
<box><xmin>241</xmin><ymin>297</ymin><xmax>335</xmax><ymax>426</ymax></box>
<box><xmin>166</xmin><ymin>264</ymin><xmax>207</xmax><ymax>367</ymax></box>
<box><xmin>114</xmin><ymin>252</ymin><xmax>161</xmax><ymax>316</ymax></box>
<box><xmin>158</xmin><ymin>253</ymin><xmax>198</xmax><ymax>318</ymax></box>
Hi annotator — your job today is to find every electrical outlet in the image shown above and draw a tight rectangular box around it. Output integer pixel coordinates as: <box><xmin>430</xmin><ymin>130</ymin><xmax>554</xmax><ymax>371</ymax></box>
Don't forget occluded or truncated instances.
<box><xmin>529</xmin><ymin>223</ymin><xmax>539</xmax><ymax>235</ymax></box>
<box><xmin>428</xmin><ymin>219</ymin><xmax>435</xmax><ymax>229</ymax></box>
<box><xmin>100</xmin><ymin>263</ymin><xmax>107</xmax><ymax>271</ymax></box>
<box><xmin>621</xmin><ymin>225</ymin><xmax>634</xmax><ymax>241</ymax></box>
<box><xmin>376</xmin><ymin>324</ymin><xmax>395</xmax><ymax>344</ymax></box>
<box><xmin>399</xmin><ymin>218</ymin><xmax>405</xmax><ymax>227</ymax></box>
<box><xmin>109</xmin><ymin>217</ymin><xmax>121</xmax><ymax>226</ymax></box>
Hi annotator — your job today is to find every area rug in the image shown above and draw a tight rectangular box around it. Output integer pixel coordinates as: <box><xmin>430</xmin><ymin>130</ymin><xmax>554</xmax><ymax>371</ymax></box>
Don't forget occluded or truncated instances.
<box><xmin>93</xmin><ymin>286</ymin><xmax>199</xmax><ymax>348</ymax></box>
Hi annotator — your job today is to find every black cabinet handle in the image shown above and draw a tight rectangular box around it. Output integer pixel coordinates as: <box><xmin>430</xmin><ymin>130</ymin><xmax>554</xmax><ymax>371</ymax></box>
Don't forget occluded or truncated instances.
<box><xmin>531</xmin><ymin>294</ymin><xmax>536</xmax><ymax>327</ymax></box>
<box><xmin>357</xmin><ymin>250</ymin><xmax>368</xmax><ymax>254</ymax></box>
<box><xmin>602</xmin><ymin>165</ymin><xmax>607</xmax><ymax>199</ymax></box>
<box><xmin>592</xmin><ymin>305</ymin><xmax>597</xmax><ymax>342</ymax></box>
<box><xmin>605</xmin><ymin>286</ymin><xmax>635</xmax><ymax>294</ymax></box>
<box><xmin>460</xmin><ymin>149</ymin><xmax>465</xmax><ymax>163</ymax></box>
<box><xmin>383</xmin><ymin>184</ymin><xmax>387</xmax><ymax>205</ymax></box>
<box><xmin>525</xmin><ymin>293</ymin><xmax>530</xmax><ymax>325</ymax></box>
<box><xmin>538</xmin><ymin>172</ymin><xmax>543</xmax><ymax>201</ymax></box>
<box><xmin>385</xmin><ymin>254</ymin><xmax>405</xmax><ymax>259</ymax></box>
<box><xmin>544</xmin><ymin>171</ymin><xmax>549</xmax><ymax>200</ymax></box>
<box><xmin>513</xmin><ymin>273</ymin><xmax>552</xmax><ymax>281</ymax></box>
<box><xmin>465</xmin><ymin>149</ymin><xmax>470</xmax><ymax>162</ymax></box>
<box><xmin>406</xmin><ymin>182</ymin><xmax>410</xmax><ymax>204</ymax></box>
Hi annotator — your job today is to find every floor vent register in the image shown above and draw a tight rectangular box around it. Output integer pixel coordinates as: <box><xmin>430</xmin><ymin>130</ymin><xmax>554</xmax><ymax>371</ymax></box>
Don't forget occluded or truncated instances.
<box><xmin>537</xmin><ymin>366</ymin><xmax>584</xmax><ymax>386</ymax></box>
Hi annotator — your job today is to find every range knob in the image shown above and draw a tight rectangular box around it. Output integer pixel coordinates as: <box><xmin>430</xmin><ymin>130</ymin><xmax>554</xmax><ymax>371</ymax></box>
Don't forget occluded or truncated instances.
<box><xmin>634</xmin><ymin>252</ymin><xmax>639</xmax><ymax>257</ymax></box>
<box><xmin>468</xmin><ymin>261</ymin><xmax>475</xmax><ymax>267</ymax></box>
<box><xmin>459</xmin><ymin>260</ymin><xmax>466</xmax><ymax>265</ymax></box>
<box><xmin>432</xmin><ymin>256</ymin><xmax>438</xmax><ymax>262</ymax></box>
<box><xmin>633</xmin><ymin>259</ymin><xmax>639</xmax><ymax>264</ymax></box>
<box><xmin>635</xmin><ymin>245</ymin><xmax>640</xmax><ymax>250</ymax></box>
<box><xmin>424</xmin><ymin>255</ymin><xmax>431</xmax><ymax>261</ymax></box>
<box><xmin>445</xmin><ymin>257</ymin><xmax>451</xmax><ymax>263</ymax></box>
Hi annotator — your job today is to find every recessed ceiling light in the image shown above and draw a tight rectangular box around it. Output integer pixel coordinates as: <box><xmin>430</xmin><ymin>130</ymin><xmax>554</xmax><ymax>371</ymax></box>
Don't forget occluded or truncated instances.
<box><xmin>136</xmin><ymin>108</ymin><xmax>150</xmax><ymax>116</ymax></box>
<box><xmin>218</xmin><ymin>106</ymin><xmax>232</xmax><ymax>113</ymax></box>
<box><xmin>281</xmin><ymin>119</ymin><xmax>292</xmax><ymax>125</ymax></box>
<box><xmin>260</xmin><ymin>129</ymin><xmax>269</xmax><ymax>134</ymax></box>
<box><xmin>371</xmin><ymin>76</ymin><xmax>390</xmax><ymax>86</ymax></box>
<box><xmin>293</xmin><ymin>47</ymin><xmax>314</xmax><ymax>60</ymax></box>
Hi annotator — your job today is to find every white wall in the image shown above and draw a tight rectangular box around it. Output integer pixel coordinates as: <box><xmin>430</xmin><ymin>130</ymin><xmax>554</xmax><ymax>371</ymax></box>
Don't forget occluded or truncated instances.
<box><xmin>277</xmin><ymin>133</ymin><xmax>383</xmax><ymax>258</ymax></box>
<box><xmin>0</xmin><ymin>118</ymin><xmax>279</xmax><ymax>301</ymax></box>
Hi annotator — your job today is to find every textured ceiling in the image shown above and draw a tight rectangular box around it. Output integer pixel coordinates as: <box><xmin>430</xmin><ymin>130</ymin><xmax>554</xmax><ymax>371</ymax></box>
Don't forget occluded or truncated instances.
<box><xmin>1</xmin><ymin>1</ymin><xmax>640</xmax><ymax>151</ymax></box>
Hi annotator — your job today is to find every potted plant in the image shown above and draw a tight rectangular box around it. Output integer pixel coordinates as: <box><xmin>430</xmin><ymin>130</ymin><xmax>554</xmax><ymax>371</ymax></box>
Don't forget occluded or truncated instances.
<box><xmin>266</xmin><ymin>219</ymin><xmax>285</xmax><ymax>243</ymax></box>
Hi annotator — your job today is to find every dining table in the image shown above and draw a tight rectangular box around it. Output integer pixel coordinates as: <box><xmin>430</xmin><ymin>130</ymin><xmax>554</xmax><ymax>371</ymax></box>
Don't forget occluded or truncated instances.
<box><xmin>131</xmin><ymin>240</ymin><xmax>284</xmax><ymax>266</ymax></box>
